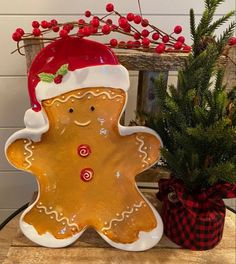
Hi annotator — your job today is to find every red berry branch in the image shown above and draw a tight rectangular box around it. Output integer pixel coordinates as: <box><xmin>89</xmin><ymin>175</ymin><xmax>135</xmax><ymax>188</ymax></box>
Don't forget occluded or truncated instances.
<box><xmin>12</xmin><ymin>2</ymin><xmax>199</xmax><ymax>55</ymax></box>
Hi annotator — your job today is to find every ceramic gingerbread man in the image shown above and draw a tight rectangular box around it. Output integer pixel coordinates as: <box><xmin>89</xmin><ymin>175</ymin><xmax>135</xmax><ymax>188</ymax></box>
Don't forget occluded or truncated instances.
<box><xmin>5</xmin><ymin>38</ymin><xmax>163</xmax><ymax>251</ymax></box>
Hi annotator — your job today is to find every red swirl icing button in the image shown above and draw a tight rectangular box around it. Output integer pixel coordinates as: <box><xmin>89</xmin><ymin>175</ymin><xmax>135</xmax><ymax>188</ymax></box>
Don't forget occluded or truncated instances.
<box><xmin>80</xmin><ymin>168</ymin><xmax>94</xmax><ymax>182</ymax></box>
<box><xmin>77</xmin><ymin>144</ymin><xmax>91</xmax><ymax>157</ymax></box>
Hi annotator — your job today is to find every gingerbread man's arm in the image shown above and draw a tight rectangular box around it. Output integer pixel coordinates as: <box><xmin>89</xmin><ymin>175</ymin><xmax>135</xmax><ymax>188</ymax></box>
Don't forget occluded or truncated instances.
<box><xmin>6</xmin><ymin>138</ymin><xmax>35</xmax><ymax>171</ymax></box>
<box><xmin>120</xmin><ymin>126</ymin><xmax>162</xmax><ymax>173</ymax></box>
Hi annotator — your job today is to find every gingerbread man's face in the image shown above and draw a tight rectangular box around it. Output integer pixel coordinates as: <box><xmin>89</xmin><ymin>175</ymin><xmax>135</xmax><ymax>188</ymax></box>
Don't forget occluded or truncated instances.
<box><xmin>42</xmin><ymin>87</ymin><xmax>125</xmax><ymax>139</ymax></box>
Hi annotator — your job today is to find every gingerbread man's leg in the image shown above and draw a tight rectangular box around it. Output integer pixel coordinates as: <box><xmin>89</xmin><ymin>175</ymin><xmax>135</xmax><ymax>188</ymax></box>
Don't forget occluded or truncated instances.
<box><xmin>20</xmin><ymin>201</ymin><xmax>86</xmax><ymax>248</ymax></box>
<box><xmin>6</xmin><ymin>137</ymin><xmax>87</xmax><ymax>247</ymax></box>
<box><xmin>98</xmin><ymin>193</ymin><xmax>163</xmax><ymax>251</ymax></box>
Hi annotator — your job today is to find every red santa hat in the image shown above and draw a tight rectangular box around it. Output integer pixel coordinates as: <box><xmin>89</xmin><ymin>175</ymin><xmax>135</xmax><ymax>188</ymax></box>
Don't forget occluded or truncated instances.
<box><xmin>28</xmin><ymin>37</ymin><xmax>130</xmax><ymax>112</ymax></box>
<box><xmin>5</xmin><ymin>38</ymin><xmax>130</xmax><ymax>145</ymax></box>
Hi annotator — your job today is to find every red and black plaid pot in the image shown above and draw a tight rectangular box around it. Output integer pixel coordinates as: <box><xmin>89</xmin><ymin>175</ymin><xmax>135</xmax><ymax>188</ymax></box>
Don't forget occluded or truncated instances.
<box><xmin>157</xmin><ymin>178</ymin><xmax>236</xmax><ymax>250</ymax></box>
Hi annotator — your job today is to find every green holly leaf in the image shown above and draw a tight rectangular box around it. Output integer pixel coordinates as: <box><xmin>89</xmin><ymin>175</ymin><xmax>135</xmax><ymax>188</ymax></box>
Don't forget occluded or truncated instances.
<box><xmin>56</xmin><ymin>64</ymin><xmax>69</xmax><ymax>76</ymax></box>
<box><xmin>38</xmin><ymin>73</ymin><xmax>55</xmax><ymax>83</ymax></box>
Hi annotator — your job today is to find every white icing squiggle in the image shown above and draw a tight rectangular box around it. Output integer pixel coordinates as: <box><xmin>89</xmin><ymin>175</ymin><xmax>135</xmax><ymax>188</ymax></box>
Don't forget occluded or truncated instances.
<box><xmin>101</xmin><ymin>201</ymin><xmax>145</xmax><ymax>232</ymax></box>
<box><xmin>24</xmin><ymin>140</ymin><xmax>33</xmax><ymax>169</ymax></box>
<box><xmin>136</xmin><ymin>136</ymin><xmax>149</xmax><ymax>166</ymax></box>
<box><xmin>36</xmin><ymin>204</ymin><xmax>79</xmax><ymax>230</ymax></box>
<box><xmin>45</xmin><ymin>91</ymin><xmax>123</xmax><ymax>106</ymax></box>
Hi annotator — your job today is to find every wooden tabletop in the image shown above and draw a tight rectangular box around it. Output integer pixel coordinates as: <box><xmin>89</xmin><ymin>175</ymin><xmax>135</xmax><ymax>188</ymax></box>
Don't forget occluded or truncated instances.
<box><xmin>0</xmin><ymin>191</ymin><xmax>235</xmax><ymax>264</ymax></box>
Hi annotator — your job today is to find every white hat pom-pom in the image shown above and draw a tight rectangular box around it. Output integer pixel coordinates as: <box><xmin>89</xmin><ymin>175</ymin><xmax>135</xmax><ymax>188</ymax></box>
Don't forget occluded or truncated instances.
<box><xmin>24</xmin><ymin>109</ymin><xmax>48</xmax><ymax>129</ymax></box>
<box><xmin>5</xmin><ymin>108</ymin><xmax>49</xmax><ymax>152</ymax></box>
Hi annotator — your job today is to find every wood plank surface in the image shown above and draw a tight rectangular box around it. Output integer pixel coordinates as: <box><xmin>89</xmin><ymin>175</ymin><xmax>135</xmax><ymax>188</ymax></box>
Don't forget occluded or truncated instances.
<box><xmin>1</xmin><ymin>192</ymin><xmax>235</xmax><ymax>264</ymax></box>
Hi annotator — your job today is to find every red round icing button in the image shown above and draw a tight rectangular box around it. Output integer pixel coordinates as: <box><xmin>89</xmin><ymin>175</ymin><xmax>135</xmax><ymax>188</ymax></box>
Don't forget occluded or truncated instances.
<box><xmin>80</xmin><ymin>168</ymin><xmax>94</xmax><ymax>182</ymax></box>
<box><xmin>77</xmin><ymin>144</ymin><xmax>91</xmax><ymax>157</ymax></box>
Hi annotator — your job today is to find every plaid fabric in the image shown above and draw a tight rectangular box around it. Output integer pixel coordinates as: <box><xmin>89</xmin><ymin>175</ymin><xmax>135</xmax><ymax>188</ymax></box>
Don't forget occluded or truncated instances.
<box><xmin>157</xmin><ymin>178</ymin><xmax>236</xmax><ymax>250</ymax></box>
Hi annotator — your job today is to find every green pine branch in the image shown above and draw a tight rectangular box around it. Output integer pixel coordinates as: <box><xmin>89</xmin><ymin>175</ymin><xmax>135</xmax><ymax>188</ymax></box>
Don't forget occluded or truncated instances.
<box><xmin>216</xmin><ymin>21</ymin><xmax>236</xmax><ymax>53</ymax></box>
<box><xmin>138</xmin><ymin>0</ymin><xmax>236</xmax><ymax>191</ymax></box>
<box><xmin>207</xmin><ymin>11</ymin><xmax>235</xmax><ymax>35</ymax></box>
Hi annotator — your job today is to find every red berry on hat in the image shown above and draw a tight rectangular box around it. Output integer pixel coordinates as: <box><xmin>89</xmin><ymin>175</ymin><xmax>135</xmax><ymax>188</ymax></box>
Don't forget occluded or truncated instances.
<box><xmin>52</xmin><ymin>26</ymin><xmax>60</xmax><ymax>32</ymax></box>
<box><xmin>111</xmin><ymin>24</ymin><xmax>118</xmax><ymax>31</ymax></box>
<box><xmin>16</xmin><ymin>28</ymin><xmax>24</xmax><ymax>36</ymax></box>
<box><xmin>142</xmin><ymin>38</ymin><xmax>150</xmax><ymax>47</ymax></box>
<box><xmin>174</xmin><ymin>41</ymin><xmax>183</xmax><ymax>50</ymax></box>
<box><xmin>141</xmin><ymin>29</ymin><xmax>149</xmax><ymax>37</ymax></box>
<box><xmin>127</xmin><ymin>13</ymin><xmax>134</xmax><ymax>21</ymax></box>
<box><xmin>51</xmin><ymin>19</ymin><xmax>58</xmax><ymax>26</ymax></box>
<box><xmin>134</xmin><ymin>32</ymin><xmax>141</xmax><ymax>40</ymax></box>
<box><xmin>152</xmin><ymin>32</ymin><xmax>160</xmax><ymax>40</ymax></box>
<box><xmin>63</xmin><ymin>24</ymin><xmax>71</xmax><ymax>32</ymax></box>
<box><xmin>77</xmin><ymin>28</ymin><xmax>84</xmax><ymax>36</ymax></box>
<box><xmin>118</xmin><ymin>41</ymin><xmax>126</xmax><ymax>48</ymax></box>
<box><xmin>134</xmin><ymin>40</ymin><xmax>141</xmax><ymax>48</ymax></box>
<box><xmin>123</xmin><ymin>24</ymin><xmax>131</xmax><ymax>32</ymax></box>
<box><xmin>41</xmin><ymin>20</ymin><xmax>49</xmax><ymax>29</ymax></box>
<box><xmin>118</xmin><ymin>17</ymin><xmax>128</xmax><ymax>28</ymax></box>
<box><xmin>106</xmin><ymin>3</ymin><xmax>114</xmax><ymax>12</ymax></box>
<box><xmin>32</xmin><ymin>28</ymin><xmax>41</xmax><ymax>36</ymax></box>
<box><xmin>110</xmin><ymin>38</ymin><xmax>118</xmax><ymax>47</ymax></box>
<box><xmin>91</xmin><ymin>26</ymin><xmax>98</xmax><ymax>34</ymax></box>
<box><xmin>47</xmin><ymin>22</ymin><xmax>52</xmax><ymax>28</ymax></box>
<box><xmin>32</xmin><ymin>21</ymin><xmax>40</xmax><ymax>28</ymax></box>
<box><xmin>91</xmin><ymin>18</ymin><xmax>100</xmax><ymax>27</ymax></box>
<box><xmin>162</xmin><ymin>35</ymin><xmax>170</xmax><ymax>43</ymax></box>
<box><xmin>83</xmin><ymin>26</ymin><xmax>92</xmax><ymax>36</ymax></box>
<box><xmin>177</xmin><ymin>36</ymin><xmax>185</xmax><ymax>43</ymax></box>
<box><xmin>174</xmin><ymin>25</ymin><xmax>182</xmax><ymax>34</ymax></box>
<box><xmin>141</xmin><ymin>19</ymin><xmax>149</xmax><ymax>27</ymax></box>
<box><xmin>106</xmin><ymin>18</ymin><xmax>113</xmax><ymax>25</ymax></box>
<box><xmin>78</xmin><ymin>19</ymin><xmax>85</xmax><ymax>25</ymax></box>
<box><xmin>12</xmin><ymin>32</ymin><xmax>22</xmax><ymax>41</ymax></box>
<box><xmin>85</xmin><ymin>10</ymin><xmax>91</xmax><ymax>17</ymax></box>
<box><xmin>54</xmin><ymin>75</ymin><xmax>63</xmax><ymax>84</ymax></box>
<box><xmin>229</xmin><ymin>37</ymin><xmax>236</xmax><ymax>45</ymax></box>
<box><xmin>183</xmin><ymin>45</ymin><xmax>192</xmax><ymax>52</ymax></box>
<box><xmin>68</xmin><ymin>24</ymin><xmax>74</xmax><ymax>30</ymax></box>
<box><xmin>134</xmin><ymin>15</ymin><xmax>142</xmax><ymax>24</ymax></box>
<box><xmin>59</xmin><ymin>29</ymin><xmax>68</xmax><ymax>38</ymax></box>
<box><xmin>155</xmin><ymin>44</ymin><xmax>166</xmax><ymax>54</ymax></box>
<box><xmin>127</xmin><ymin>40</ymin><xmax>133</xmax><ymax>49</ymax></box>
<box><xmin>102</xmin><ymin>24</ymin><xmax>111</xmax><ymax>35</ymax></box>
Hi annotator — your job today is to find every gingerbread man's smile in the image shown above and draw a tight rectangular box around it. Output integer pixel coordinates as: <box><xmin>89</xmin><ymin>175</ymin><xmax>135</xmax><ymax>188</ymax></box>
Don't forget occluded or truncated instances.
<box><xmin>74</xmin><ymin>120</ymin><xmax>91</xmax><ymax>127</ymax></box>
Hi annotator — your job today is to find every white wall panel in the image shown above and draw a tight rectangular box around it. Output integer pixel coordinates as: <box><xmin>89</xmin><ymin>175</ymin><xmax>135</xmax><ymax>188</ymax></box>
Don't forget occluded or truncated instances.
<box><xmin>0</xmin><ymin>171</ymin><xmax>37</xmax><ymax>208</ymax></box>
<box><xmin>0</xmin><ymin>77</ymin><xmax>29</xmax><ymax>127</ymax></box>
<box><xmin>0</xmin><ymin>129</ymin><xmax>19</xmax><ymax>171</ymax></box>
<box><xmin>0</xmin><ymin>0</ymin><xmax>234</xmax><ymax>15</ymax></box>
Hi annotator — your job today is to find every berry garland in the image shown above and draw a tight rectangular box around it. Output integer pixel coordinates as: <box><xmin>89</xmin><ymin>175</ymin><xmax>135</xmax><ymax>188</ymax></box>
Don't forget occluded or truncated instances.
<box><xmin>11</xmin><ymin>2</ymin><xmax>194</xmax><ymax>55</ymax></box>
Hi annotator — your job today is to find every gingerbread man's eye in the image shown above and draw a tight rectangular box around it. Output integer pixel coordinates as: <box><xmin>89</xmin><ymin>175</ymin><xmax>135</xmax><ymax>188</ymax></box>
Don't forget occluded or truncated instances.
<box><xmin>68</xmin><ymin>108</ymin><xmax>74</xmax><ymax>113</ymax></box>
<box><xmin>90</xmin><ymin>106</ymin><xmax>95</xmax><ymax>112</ymax></box>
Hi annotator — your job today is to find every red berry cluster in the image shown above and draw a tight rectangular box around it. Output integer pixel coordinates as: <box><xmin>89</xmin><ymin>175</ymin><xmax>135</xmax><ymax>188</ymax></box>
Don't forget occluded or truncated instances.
<box><xmin>12</xmin><ymin>3</ymin><xmax>192</xmax><ymax>55</ymax></box>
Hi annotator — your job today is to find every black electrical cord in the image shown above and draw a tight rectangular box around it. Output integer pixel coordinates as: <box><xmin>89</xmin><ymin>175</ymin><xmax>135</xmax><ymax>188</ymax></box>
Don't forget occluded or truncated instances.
<box><xmin>225</xmin><ymin>205</ymin><xmax>236</xmax><ymax>214</ymax></box>
<box><xmin>0</xmin><ymin>202</ymin><xmax>29</xmax><ymax>231</ymax></box>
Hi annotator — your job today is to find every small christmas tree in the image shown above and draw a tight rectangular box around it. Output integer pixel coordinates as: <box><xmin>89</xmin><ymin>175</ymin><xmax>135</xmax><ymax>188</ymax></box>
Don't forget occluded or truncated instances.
<box><xmin>142</xmin><ymin>0</ymin><xmax>236</xmax><ymax>191</ymax></box>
